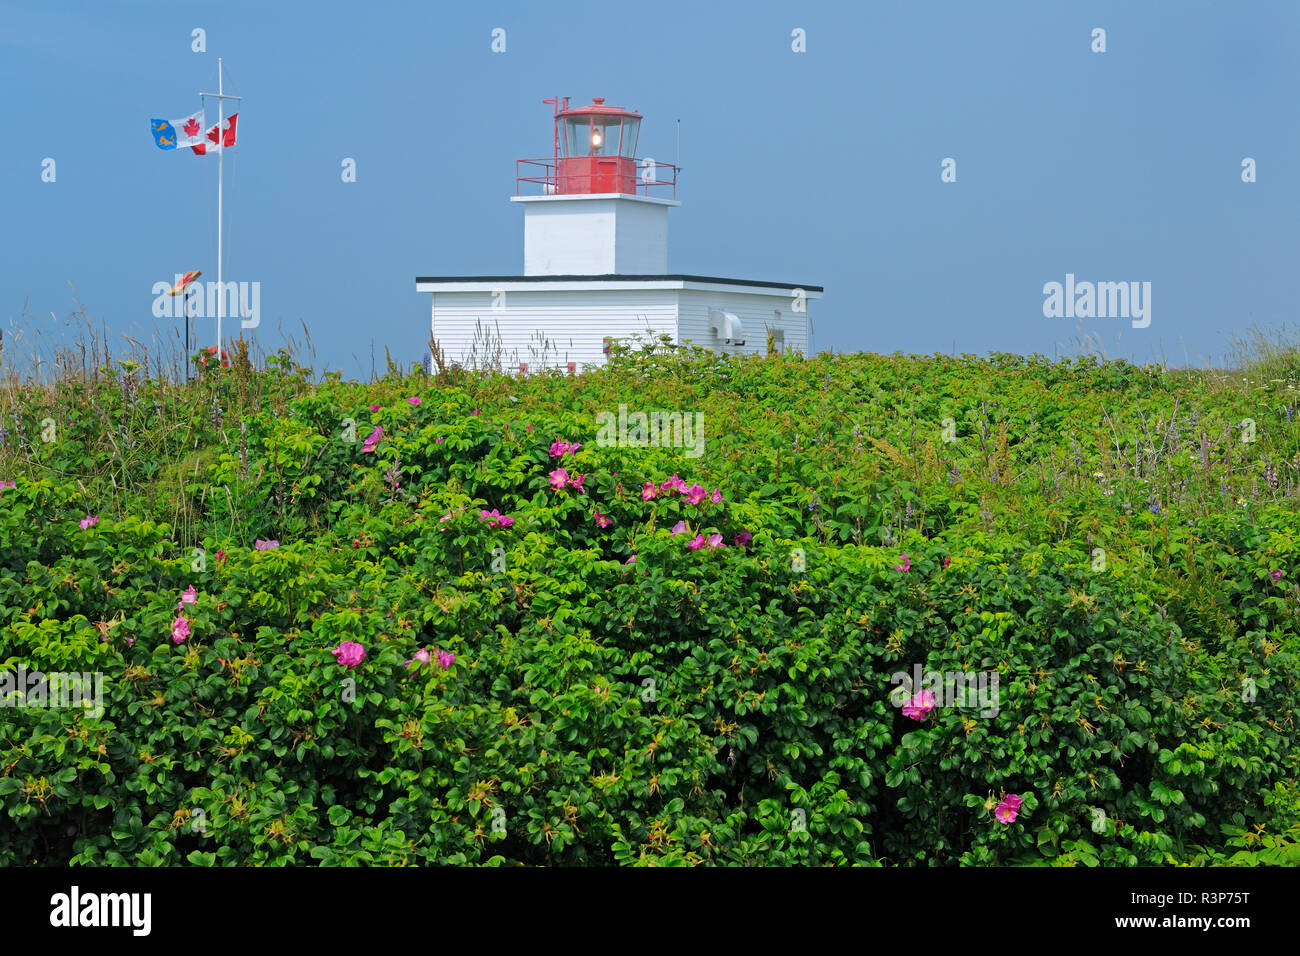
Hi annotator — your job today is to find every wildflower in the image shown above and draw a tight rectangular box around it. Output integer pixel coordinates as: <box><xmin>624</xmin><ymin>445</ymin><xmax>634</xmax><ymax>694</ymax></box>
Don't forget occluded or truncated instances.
<box><xmin>567</xmin><ymin>473</ymin><xmax>587</xmax><ymax>494</ymax></box>
<box><xmin>671</xmin><ymin>520</ymin><xmax>687</xmax><ymax>536</ymax></box>
<box><xmin>171</xmin><ymin>616</ymin><xmax>191</xmax><ymax>645</ymax></box>
<box><xmin>1093</xmin><ymin>472</ymin><xmax>1106</xmax><ymax>481</ymax></box>
<box><xmin>369</xmin><ymin>404</ymin><xmax>381</xmax><ymax>412</ymax></box>
<box><xmin>626</xmin><ymin>555</ymin><xmax>637</xmax><ymax>564</ymax></box>
<box><xmin>360</xmin><ymin>425</ymin><xmax>383</xmax><ymax>454</ymax></box>
<box><xmin>1271</xmin><ymin>569</ymin><xmax>1284</xmax><ymax>582</ymax></box>
<box><xmin>733</xmin><ymin>530</ymin><xmax>753</xmax><ymax>547</ymax></box>
<box><xmin>994</xmin><ymin>793</ymin><xmax>1023</xmax><ymax>825</ymax></box>
<box><xmin>406</xmin><ymin>647</ymin><xmax>431</xmax><ymax>669</ymax></box>
<box><xmin>216</xmin><ymin>550</ymin><xmax>227</xmax><ymax>562</ymax></box>
<box><xmin>548</xmin><ymin>468</ymin><xmax>569</xmax><ymax>491</ymax></box>
<box><xmin>710</xmin><ymin>489</ymin><xmax>723</xmax><ymax>505</ymax></box>
<box><xmin>706</xmin><ymin>533</ymin><xmax>724</xmax><ymax>549</ymax></box>
<box><xmin>688</xmin><ymin>534</ymin><xmax>706</xmax><ymax>551</ymax></box>
<box><xmin>123</xmin><ymin>636</ymin><xmax>135</xmax><ymax>647</ymax></box>
<box><xmin>641</xmin><ymin>482</ymin><xmax>658</xmax><ymax>501</ymax></box>
<box><xmin>178</xmin><ymin>586</ymin><xmax>197</xmax><ymax>612</ymax></box>
<box><xmin>942</xmin><ymin>555</ymin><xmax>951</xmax><ymax>570</ymax></box>
<box><xmin>901</xmin><ymin>689</ymin><xmax>935</xmax><ymax>721</ymax></box>
<box><xmin>439</xmin><ymin>512</ymin><xmax>453</xmax><ymax>523</ymax></box>
<box><xmin>594</xmin><ymin>509</ymin><xmax>612</xmax><ymax>528</ymax></box>
<box><xmin>79</xmin><ymin>515</ymin><xmax>100</xmax><ymax>530</ymax></box>
<box><xmin>0</xmin><ymin>480</ymin><xmax>15</xmax><ymax>491</ymax></box>
<box><xmin>894</xmin><ymin>554</ymin><xmax>911</xmax><ymax>572</ymax></box>
<box><xmin>435</xmin><ymin>436</ymin><xmax>444</xmax><ymax>443</ymax></box>
<box><xmin>661</xmin><ymin>474</ymin><xmax>686</xmax><ymax>493</ymax></box>
<box><xmin>254</xmin><ymin>539</ymin><xmax>280</xmax><ymax>551</ymax></box>
<box><xmin>332</xmin><ymin>641</ymin><xmax>366</xmax><ymax>668</ymax></box>
<box><xmin>437</xmin><ymin>650</ymin><xmax>456</xmax><ymax>669</ymax></box>
<box><xmin>1236</xmin><ymin>497</ymin><xmax>1249</xmax><ymax>509</ymax></box>
<box><xmin>682</xmin><ymin>483</ymin><xmax>707</xmax><ymax>505</ymax></box>
<box><xmin>407</xmin><ymin>397</ymin><xmax>422</xmax><ymax>406</ymax></box>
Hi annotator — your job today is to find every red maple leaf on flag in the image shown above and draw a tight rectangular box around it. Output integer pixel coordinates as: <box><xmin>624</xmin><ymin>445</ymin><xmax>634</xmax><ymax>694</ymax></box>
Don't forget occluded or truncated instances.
<box><xmin>184</xmin><ymin>118</ymin><xmax>200</xmax><ymax>137</ymax></box>
<box><xmin>207</xmin><ymin>125</ymin><xmax>220</xmax><ymax>144</ymax></box>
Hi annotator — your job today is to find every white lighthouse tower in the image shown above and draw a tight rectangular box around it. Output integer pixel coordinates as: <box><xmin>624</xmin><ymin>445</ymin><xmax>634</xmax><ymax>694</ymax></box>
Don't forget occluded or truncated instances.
<box><xmin>416</xmin><ymin>96</ymin><xmax>821</xmax><ymax>373</ymax></box>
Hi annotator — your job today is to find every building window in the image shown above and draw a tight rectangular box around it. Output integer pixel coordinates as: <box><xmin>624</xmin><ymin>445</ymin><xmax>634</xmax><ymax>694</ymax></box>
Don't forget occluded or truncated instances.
<box><xmin>771</xmin><ymin>311</ymin><xmax>785</xmax><ymax>352</ymax></box>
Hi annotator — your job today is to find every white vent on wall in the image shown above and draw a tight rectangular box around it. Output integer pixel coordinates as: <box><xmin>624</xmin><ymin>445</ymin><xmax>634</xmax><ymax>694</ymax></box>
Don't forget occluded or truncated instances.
<box><xmin>709</xmin><ymin>308</ymin><xmax>745</xmax><ymax>346</ymax></box>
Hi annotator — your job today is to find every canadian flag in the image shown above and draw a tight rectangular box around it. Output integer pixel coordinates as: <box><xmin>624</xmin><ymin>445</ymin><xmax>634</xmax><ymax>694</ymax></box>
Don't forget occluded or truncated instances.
<box><xmin>191</xmin><ymin>113</ymin><xmax>238</xmax><ymax>155</ymax></box>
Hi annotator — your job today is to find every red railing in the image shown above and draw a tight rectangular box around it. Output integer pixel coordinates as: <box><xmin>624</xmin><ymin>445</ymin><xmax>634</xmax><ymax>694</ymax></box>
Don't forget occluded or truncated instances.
<box><xmin>516</xmin><ymin>158</ymin><xmax>678</xmax><ymax>200</ymax></box>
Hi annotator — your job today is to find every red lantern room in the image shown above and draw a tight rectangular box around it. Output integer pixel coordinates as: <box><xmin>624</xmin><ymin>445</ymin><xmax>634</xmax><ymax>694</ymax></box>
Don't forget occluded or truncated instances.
<box><xmin>517</xmin><ymin>96</ymin><xmax>677</xmax><ymax>199</ymax></box>
<box><xmin>555</xmin><ymin>97</ymin><xmax>640</xmax><ymax>194</ymax></box>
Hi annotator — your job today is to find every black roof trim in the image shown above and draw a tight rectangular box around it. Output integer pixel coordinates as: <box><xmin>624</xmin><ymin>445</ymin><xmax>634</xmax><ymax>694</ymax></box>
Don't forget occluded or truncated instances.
<box><xmin>414</xmin><ymin>274</ymin><xmax>824</xmax><ymax>292</ymax></box>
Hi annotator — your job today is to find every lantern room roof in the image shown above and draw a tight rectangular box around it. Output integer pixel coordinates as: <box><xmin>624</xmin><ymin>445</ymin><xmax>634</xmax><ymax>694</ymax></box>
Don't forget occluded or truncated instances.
<box><xmin>556</xmin><ymin>96</ymin><xmax>641</xmax><ymax>120</ymax></box>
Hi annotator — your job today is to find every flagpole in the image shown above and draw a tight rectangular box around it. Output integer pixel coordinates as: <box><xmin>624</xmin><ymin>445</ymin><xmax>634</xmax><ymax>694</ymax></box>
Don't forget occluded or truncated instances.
<box><xmin>200</xmin><ymin>60</ymin><xmax>240</xmax><ymax>362</ymax></box>
<box><xmin>216</xmin><ymin>57</ymin><xmax>223</xmax><ymax>358</ymax></box>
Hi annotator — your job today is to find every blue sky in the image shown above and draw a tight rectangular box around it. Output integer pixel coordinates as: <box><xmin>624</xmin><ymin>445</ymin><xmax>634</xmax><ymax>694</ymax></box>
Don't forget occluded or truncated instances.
<box><xmin>3</xmin><ymin>0</ymin><xmax>1297</xmax><ymax>377</ymax></box>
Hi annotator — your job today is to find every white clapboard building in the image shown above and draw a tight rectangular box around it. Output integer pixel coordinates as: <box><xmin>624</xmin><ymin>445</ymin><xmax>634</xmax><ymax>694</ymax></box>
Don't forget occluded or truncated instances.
<box><xmin>416</xmin><ymin>96</ymin><xmax>822</xmax><ymax>373</ymax></box>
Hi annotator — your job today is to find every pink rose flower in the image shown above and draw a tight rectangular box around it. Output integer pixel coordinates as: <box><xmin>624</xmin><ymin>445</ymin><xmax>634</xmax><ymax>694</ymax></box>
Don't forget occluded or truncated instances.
<box><xmin>179</xmin><ymin>585</ymin><xmax>197</xmax><ymax>606</ymax></box>
<box><xmin>1271</xmin><ymin>569</ymin><xmax>1284</xmax><ymax>582</ymax></box>
<box><xmin>641</xmin><ymin>482</ymin><xmax>658</xmax><ymax>501</ymax></box>
<box><xmin>254</xmin><ymin>539</ymin><xmax>279</xmax><ymax>551</ymax></box>
<box><xmin>332</xmin><ymin>641</ymin><xmax>366</xmax><ymax>668</ymax></box>
<box><xmin>901</xmin><ymin>689</ymin><xmax>936</xmax><ymax>721</ymax></box>
<box><xmin>360</xmin><ymin>425</ymin><xmax>383</xmax><ymax>454</ymax></box>
<box><xmin>407</xmin><ymin>397</ymin><xmax>421</xmax><ymax>406</ymax></box>
<box><xmin>682</xmin><ymin>483</ymin><xmax>707</xmax><ymax>505</ymax></box>
<box><xmin>894</xmin><ymin>554</ymin><xmax>911</xmax><ymax>572</ymax></box>
<box><xmin>733</xmin><ymin>530</ymin><xmax>753</xmax><ymax>547</ymax></box>
<box><xmin>79</xmin><ymin>515</ymin><xmax>100</xmax><ymax>530</ymax></box>
<box><xmin>549</xmin><ymin>440</ymin><xmax>582</xmax><ymax>458</ymax></box>
<box><xmin>479</xmin><ymin>509</ymin><xmax>514</xmax><ymax>528</ymax></box>
<box><xmin>994</xmin><ymin>794</ymin><xmax>1023</xmax><ymax>825</ymax></box>
<box><xmin>0</xmin><ymin>480</ymin><xmax>15</xmax><ymax>491</ymax></box>
<box><xmin>171</xmin><ymin>616</ymin><xmax>191</xmax><ymax>645</ymax></box>
<box><xmin>688</xmin><ymin>534</ymin><xmax>705</xmax><ymax>551</ymax></box>
<box><xmin>369</xmin><ymin>404</ymin><xmax>381</xmax><ymax>412</ymax></box>
<box><xmin>710</xmin><ymin>488</ymin><xmax>723</xmax><ymax>505</ymax></box>
<box><xmin>671</xmin><ymin>520</ymin><xmax>687</xmax><ymax>536</ymax></box>
<box><xmin>437</xmin><ymin>650</ymin><xmax>456</xmax><ymax>669</ymax></box>
<box><xmin>706</xmin><ymin>533</ymin><xmax>724</xmax><ymax>549</ymax></box>
<box><xmin>549</xmin><ymin>468</ymin><xmax>568</xmax><ymax>491</ymax></box>
<box><xmin>594</xmin><ymin>509</ymin><xmax>611</xmax><ymax>528</ymax></box>
<box><xmin>660</xmin><ymin>474</ymin><xmax>686</xmax><ymax>493</ymax></box>
<box><xmin>406</xmin><ymin>647</ymin><xmax>431</xmax><ymax>669</ymax></box>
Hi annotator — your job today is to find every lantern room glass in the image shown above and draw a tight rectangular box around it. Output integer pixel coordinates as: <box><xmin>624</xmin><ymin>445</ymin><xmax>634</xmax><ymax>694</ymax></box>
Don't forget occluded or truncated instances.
<box><xmin>619</xmin><ymin>118</ymin><xmax>640</xmax><ymax>158</ymax></box>
<box><xmin>563</xmin><ymin>115</ymin><xmax>639</xmax><ymax>158</ymax></box>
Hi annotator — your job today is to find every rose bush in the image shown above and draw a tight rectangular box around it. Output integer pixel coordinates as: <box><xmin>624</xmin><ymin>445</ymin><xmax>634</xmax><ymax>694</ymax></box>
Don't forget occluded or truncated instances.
<box><xmin>1</xmin><ymin>343</ymin><xmax>1299</xmax><ymax>865</ymax></box>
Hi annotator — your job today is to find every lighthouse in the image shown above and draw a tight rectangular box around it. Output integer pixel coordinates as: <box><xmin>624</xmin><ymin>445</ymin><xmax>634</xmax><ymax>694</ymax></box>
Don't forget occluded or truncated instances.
<box><xmin>416</xmin><ymin>97</ymin><xmax>822</xmax><ymax>372</ymax></box>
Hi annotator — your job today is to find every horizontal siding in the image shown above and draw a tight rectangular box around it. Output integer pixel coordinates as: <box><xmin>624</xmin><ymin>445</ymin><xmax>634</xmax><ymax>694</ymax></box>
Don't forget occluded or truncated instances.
<box><xmin>430</xmin><ymin>289</ymin><xmax>677</xmax><ymax>371</ymax></box>
<box><xmin>677</xmin><ymin>289</ymin><xmax>810</xmax><ymax>357</ymax></box>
